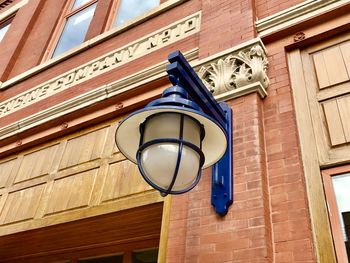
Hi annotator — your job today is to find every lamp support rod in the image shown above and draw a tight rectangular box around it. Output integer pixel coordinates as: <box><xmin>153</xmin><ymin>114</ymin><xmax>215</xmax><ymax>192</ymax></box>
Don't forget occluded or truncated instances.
<box><xmin>166</xmin><ymin>51</ymin><xmax>233</xmax><ymax>216</ymax></box>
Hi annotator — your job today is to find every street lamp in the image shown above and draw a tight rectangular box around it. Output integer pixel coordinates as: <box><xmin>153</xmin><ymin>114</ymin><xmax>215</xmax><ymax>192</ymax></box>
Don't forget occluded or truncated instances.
<box><xmin>115</xmin><ymin>51</ymin><xmax>233</xmax><ymax>215</ymax></box>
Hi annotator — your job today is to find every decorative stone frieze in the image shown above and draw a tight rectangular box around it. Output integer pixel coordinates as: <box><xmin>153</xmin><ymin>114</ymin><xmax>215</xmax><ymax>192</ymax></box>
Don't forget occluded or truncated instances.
<box><xmin>197</xmin><ymin>40</ymin><xmax>269</xmax><ymax>100</ymax></box>
<box><xmin>0</xmin><ymin>12</ymin><xmax>201</xmax><ymax>118</ymax></box>
<box><xmin>0</xmin><ymin>38</ymin><xmax>268</xmax><ymax>141</ymax></box>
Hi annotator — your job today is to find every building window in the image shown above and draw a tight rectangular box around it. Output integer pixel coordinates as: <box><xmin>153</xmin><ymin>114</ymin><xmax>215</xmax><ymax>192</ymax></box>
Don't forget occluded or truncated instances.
<box><xmin>114</xmin><ymin>0</ymin><xmax>160</xmax><ymax>27</ymax></box>
<box><xmin>0</xmin><ymin>16</ymin><xmax>13</xmax><ymax>42</ymax></box>
<box><xmin>323</xmin><ymin>167</ymin><xmax>350</xmax><ymax>262</ymax></box>
<box><xmin>48</xmin><ymin>0</ymin><xmax>162</xmax><ymax>60</ymax></box>
<box><xmin>52</xmin><ymin>0</ymin><xmax>97</xmax><ymax>58</ymax></box>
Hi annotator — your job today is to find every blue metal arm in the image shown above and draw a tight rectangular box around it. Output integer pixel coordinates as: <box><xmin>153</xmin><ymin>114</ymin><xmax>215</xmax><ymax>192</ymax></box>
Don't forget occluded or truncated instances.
<box><xmin>167</xmin><ymin>51</ymin><xmax>227</xmax><ymax>129</ymax></box>
<box><xmin>166</xmin><ymin>51</ymin><xmax>233</xmax><ymax>216</ymax></box>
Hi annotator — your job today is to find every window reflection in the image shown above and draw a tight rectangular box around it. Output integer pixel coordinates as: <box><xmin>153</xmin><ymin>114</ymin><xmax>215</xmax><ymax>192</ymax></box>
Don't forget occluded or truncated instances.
<box><xmin>115</xmin><ymin>0</ymin><xmax>160</xmax><ymax>27</ymax></box>
<box><xmin>72</xmin><ymin>0</ymin><xmax>92</xmax><ymax>10</ymax></box>
<box><xmin>0</xmin><ymin>18</ymin><xmax>12</xmax><ymax>42</ymax></box>
<box><xmin>52</xmin><ymin>3</ymin><xmax>96</xmax><ymax>58</ymax></box>
<box><xmin>333</xmin><ymin>173</ymin><xmax>350</xmax><ymax>260</ymax></box>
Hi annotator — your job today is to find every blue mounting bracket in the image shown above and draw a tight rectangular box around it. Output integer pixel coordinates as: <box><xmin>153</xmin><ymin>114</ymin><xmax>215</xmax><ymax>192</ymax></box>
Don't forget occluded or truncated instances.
<box><xmin>166</xmin><ymin>51</ymin><xmax>233</xmax><ymax>216</ymax></box>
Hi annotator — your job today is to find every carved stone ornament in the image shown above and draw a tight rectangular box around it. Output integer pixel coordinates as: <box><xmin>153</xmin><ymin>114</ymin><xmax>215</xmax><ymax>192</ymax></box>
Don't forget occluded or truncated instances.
<box><xmin>198</xmin><ymin>45</ymin><xmax>269</xmax><ymax>97</ymax></box>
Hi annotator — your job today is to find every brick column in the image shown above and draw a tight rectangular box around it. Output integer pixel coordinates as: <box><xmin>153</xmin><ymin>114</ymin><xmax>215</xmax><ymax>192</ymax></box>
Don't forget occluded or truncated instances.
<box><xmin>199</xmin><ymin>0</ymin><xmax>256</xmax><ymax>58</ymax></box>
<box><xmin>166</xmin><ymin>93</ymin><xmax>273</xmax><ymax>263</ymax></box>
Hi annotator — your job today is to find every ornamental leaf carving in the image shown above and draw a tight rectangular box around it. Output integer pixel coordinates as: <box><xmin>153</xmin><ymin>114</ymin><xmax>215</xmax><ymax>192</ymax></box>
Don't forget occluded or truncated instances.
<box><xmin>198</xmin><ymin>45</ymin><xmax>269</xmax><ymax>96</ymax></box>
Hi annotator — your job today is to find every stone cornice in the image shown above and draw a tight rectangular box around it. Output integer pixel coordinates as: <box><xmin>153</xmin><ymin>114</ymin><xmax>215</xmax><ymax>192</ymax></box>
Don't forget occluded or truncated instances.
<box><xmin>0</xmin><ymin>38</ymin><xmax>269</xmax><ymax>141</ymax></box>
<box><xmin>256</xmin><ymin>0</ymin><xmax>348</xmax><ymax>37</ymax></box>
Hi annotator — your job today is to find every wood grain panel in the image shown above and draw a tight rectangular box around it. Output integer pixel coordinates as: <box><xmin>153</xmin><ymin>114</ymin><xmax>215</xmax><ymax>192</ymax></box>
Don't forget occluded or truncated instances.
<box><xmin>15</xmin><ymin>144</ymin><xmax>59</xmax><ymax>183</ymax></box>
<box><xmin>101</xmin><ymin>160</ymin><xmax>151</xmax><ymax>202</ymax></box>
<box><xmin>0</xmin><ymin>184</ymin><xmax>45</xmax><ymax>224</ymax></box>
<box><xmin>313</xmin><ymin>51</ymin><xmax>330</xmax><ymax>89</ymax></box>
<box><xmin>59</xmin><ymin>127</ymin><xmax>108</xmax><ymax>170</ymax></box>
<box><xmin>313</xmin><ymin>45</ymin><xmax>349</xmax><ymax>89</ymax></box>
<box><xmin>0</xmin><ymin>158</ymin><xmax>16</xmax><ymax>188</ymax></box>
<box><xmin>45</xmin><ymin>169</ymin><xmax>98</xmax><ymax>215</ymax></box>
<box><xmin>323</xmin><ymin>100</ymin><xmax>346</xmax><ymax>146</ymax></box>
<box><xmin>337</xmin><ymin>96</ymin><xmax>350</xmax><ymax>142</ymax></box>
<box><xmin>0</xmin><ymin>117</ymin><xmax>162</xmax><ymax>236</ymax></box>
<box><xmin>340</xmin><ymin>41</ymin><xmax>350</xmax><ymax>76</ymax></box>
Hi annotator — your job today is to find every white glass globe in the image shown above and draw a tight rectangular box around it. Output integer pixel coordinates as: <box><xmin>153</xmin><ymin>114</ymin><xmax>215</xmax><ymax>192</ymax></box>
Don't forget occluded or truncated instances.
<box><xmin>139</xmin><ymin>112</ymin><xmax>202</xmax><ymax>192</ymax></box>
<box><xmin>140</xmin><ymin>143</ymin><xmax>200</xmax><ymax>191</ymax></box>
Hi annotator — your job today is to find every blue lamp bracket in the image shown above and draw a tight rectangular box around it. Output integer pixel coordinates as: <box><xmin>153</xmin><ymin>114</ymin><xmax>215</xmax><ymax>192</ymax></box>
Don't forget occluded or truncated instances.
<box><xmin>166</xmin><ymin>51</ymin><xmax>233</xmax><ymax>216</ymax></box>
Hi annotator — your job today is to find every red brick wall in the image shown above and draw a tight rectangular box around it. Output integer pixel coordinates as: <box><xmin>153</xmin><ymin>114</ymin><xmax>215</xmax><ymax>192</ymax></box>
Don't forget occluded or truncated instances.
<box><xmin>199</xmin><ymin>0</ymin><xmax>256</xmax><ymax>58</ymax></box>
<box><xmin>166</xmin><ymin>61</ymin><xmax>316</xmax><ymax>262</ymax></box>
<box><xmin>263</xmin><ymin>41</ymin><xmax>315</xmax><ymax>262</ymax></box>
<box><xmin>256</xmin><ymin>0</ymin><xmax>306</xmax><ymax>19</ymax></box>
<box><xmin>167</xmin><ymin>93</ymin><xmax>276</xmax><ymax>263</ymax></box>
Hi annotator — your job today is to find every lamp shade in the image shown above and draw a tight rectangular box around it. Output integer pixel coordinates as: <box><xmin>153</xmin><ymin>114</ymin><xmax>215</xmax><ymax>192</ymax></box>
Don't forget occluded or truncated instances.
<box><xmin>115</xmin><ymin>106</ymin><xmax>227</xmax><ymax>169</ymax></box>
<box><xmin>115</xmin><ymin>86</ymin><xmax>228</xmax><ymax>194</ymax></box>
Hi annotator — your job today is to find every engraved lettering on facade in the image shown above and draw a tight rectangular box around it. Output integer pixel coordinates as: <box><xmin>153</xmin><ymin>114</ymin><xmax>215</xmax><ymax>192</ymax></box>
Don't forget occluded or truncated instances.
<box><xmin>161</xmin><ymin>29</ymin><xmax>171</xmax><ymax>43</ymax></box>
<box><xmin>0</xmin><ymin>13</ymin><xmax>201</xmax><ymax>118</ymax></box>
<box><xmin>147</xmin><ymin>35</ymin><xmax>159</xmax><ymax>49</ymax></box>
<box><xmin>127</xmin><ymin>44</ymin><xmax>138</xmax><ymax>57</ymax></box>
<box><xmin>184</xmin><ymin>18</ymin><xmax>196</xmax><ymax>33</ymax></box>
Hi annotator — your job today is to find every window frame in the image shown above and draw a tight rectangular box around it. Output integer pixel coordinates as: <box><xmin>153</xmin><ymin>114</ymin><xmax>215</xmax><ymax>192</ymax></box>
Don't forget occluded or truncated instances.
<box><xmin>322</xmin><ymin>165</ymin><xmax>350</xmax><ymax>263</ymax></box>
<box><xmin>42</xmin><ymin>0</ymin><xmax>171</xmax><ymax>63</ymax></box>
<box><xmin>42</xmin><ymin>0</ymin><xmax>98</xmax><ymax>61</ymax></box>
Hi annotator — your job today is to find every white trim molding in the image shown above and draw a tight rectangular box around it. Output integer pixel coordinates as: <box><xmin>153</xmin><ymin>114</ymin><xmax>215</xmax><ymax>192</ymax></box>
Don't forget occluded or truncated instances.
<box><xmin>256</xmin><ymin>0</ymin><xmax>349</xmax><ymax>37</ymax></box>
<box><xmin>0</xmin><ymin>0</ymin><xmax>28</xmax><ymax>21</ymax></box>
<box><xmin>0</xmin><ymin>38</ymin><xmax>269</xmax><ymax>141</ymax></box>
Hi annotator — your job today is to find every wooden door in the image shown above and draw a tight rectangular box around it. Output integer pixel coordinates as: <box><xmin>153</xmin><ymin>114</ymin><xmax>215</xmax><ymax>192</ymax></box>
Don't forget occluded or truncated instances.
<box><xmin>299</xmin><ymin>33</ymin><xmax>350</xmax><ymax>166</ymax></box>
<box><xmin>288</xmin><ymin>32</ymin><xmax>350</xmax><ymax>263</ymax></box>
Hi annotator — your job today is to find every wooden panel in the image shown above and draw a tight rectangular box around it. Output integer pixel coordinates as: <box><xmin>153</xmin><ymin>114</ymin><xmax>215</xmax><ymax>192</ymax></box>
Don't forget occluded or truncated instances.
<box><xmin>323</xmin><ymin>100</ymin><xmax>346</xmax><ymax>146</ymax></box>
<box><xmin>313</xmin><ymin>45</ymin><xmax>349</xmax><ymax>89</ymax></box>
<box><xmin>59</xmin><ymin>127</ymin><xmax>108</xmax><ymax>170</ymax></box>
<box><xmin>15</xmin><ymin>144</ymin><xmax>59</xmax><ymax>183</ymax></box>
<box><xmin>101</xmin><ymin>160</ymin><xmax>151</xmax><ymax>202</ymax></box>
<box><xmin>45</xmin><ymin>169</ymin><xmax>98</xmax><ymax>215</ymax></box>
<box><xmin>337</xmin><ymin>96</ymin><xmax>350</xmax><ymax>142</ymax></box>
<box><xmin>0</xmin><ymin>158</ymin><xmax>16</xmax><ymax>188</ymax></box>
<box><xmin>288</xmin><ymin>49</ymin><xmax>336</xmax><ymax>262</ymax></box>
<box><xmin>313</xmin><ymin>51</ymin><xmax>330</xmax><ymax>89</ymax></box>
<box><xmin>0</xmin><ymin>184</ymin><xmax>45</xmax><ymax>224</ymax></box>
<box><xmin>340</xmin><ymin>41</ymin><xmax>350</xmax><ymax>76</ymax></box>
<box><xmin>0</xmin><ymin>118</ymin><xmax>162</xmax><ymax>237</ymax></box>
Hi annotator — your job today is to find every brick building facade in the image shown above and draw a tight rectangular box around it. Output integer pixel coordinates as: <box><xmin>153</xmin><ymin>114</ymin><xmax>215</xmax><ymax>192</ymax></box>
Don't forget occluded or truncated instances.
<box><xmin>0</xmin><ymin>0</ymin><xmax>349</xmax><ymax>262</ymax></box>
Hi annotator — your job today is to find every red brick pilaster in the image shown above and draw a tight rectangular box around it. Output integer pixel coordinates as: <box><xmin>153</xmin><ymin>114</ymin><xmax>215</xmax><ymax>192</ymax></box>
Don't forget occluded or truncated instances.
<box><xmin>166</xmin><ymin>93</ymin><xmax>273</xmax><ymax>263</ymax></box>
<box><xmin>198</xmin><ymin>0</ymin><xmax>257</xmax><ymax>59</ymax></box>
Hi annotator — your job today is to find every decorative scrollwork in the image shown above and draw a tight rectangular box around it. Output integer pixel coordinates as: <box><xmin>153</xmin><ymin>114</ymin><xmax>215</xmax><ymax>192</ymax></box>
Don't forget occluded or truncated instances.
<box><xmin>198</xmin><ymin>45</ymin><xmax>269</xmax><ymax>96</ymax></box>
